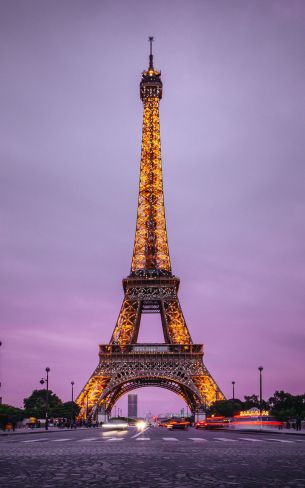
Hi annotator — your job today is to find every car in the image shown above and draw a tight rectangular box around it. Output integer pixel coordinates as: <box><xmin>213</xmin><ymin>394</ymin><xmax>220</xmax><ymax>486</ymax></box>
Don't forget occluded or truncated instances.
<box><xmin>166</xmin><ymin>419</ymin><xmax>190</xmax><ymax>430</ymax></box>
<box><xmin>102</xmin><ymin>418</ymin><xmax>129</xmax><ymax>430</ymax></box>
<box><xmin>158</xmin><ymin>419</ymin><xmax>170</xmax><ymax>427</ymax></box>
<box><xmin>195</xmin><ymin>416</ymin><xmax>229</xmax><ymax>429</ymax></box>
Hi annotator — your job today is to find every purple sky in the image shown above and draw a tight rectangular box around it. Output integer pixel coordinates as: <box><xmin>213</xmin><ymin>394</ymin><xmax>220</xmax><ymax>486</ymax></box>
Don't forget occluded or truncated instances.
<box><xmin>1</xmin><ymin>1</ymin><xmax>305</xmax><ymax>417</ymax></box>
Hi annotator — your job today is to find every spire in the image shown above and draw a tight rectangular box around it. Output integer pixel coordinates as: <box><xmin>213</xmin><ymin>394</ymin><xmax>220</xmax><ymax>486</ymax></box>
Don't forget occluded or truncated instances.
<box><xmin>148</xmin><ymin>36</ymin><xmax>154</xmax><ymax>69</ymax></box>
<box><xmin>140</xmin><ymin>37</ymin><xmax>162</xmax><ymax>101</ymax></box>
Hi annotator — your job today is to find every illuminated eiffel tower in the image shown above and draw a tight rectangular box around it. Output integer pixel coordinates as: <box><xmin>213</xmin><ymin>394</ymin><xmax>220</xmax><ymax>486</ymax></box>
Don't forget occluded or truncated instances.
<box><xmin>76</xmin><ymin>38</ymin><xmax>224</xmax><ymax>419</ymax></box>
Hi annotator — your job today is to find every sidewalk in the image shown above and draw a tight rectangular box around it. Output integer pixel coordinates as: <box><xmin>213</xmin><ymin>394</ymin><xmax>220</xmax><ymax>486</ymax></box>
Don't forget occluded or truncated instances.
<box><xmin>0</xmin><ymin>427</ymin><xmax>89</xmax><ymax>436</ymax></box>
<box><xmin>228</xmin><ymin>427</ymin><xmax>305</xmax><ymax>436</ymax></box>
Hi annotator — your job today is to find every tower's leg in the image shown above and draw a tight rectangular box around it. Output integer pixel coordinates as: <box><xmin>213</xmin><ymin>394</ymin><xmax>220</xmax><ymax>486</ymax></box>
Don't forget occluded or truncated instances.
<box><xmin>192</xmin><ymin>371</ymin><xmax>224</xmax><ymax>406</ymax></box>
<box><xmin>162</xmin><ymin>298</ymin><xmax>192</xmax><ymax>344</ymax></box>
<box><xmin>110</xmin><ymin>297</ymin><xmax>141</xmax><ymax>347</ymax></box>
<box><xmin>76</xmin><ymin>375</ymin><xmax>110</xmax><ymax>420</ymax></box>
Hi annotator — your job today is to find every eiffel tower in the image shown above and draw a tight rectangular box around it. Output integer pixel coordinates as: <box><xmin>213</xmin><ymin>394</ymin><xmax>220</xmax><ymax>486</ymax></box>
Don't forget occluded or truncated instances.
<box><xmin>76</xmin><ymin>38</ymin><xmax>224</xmax><ymax>419</ymax></box>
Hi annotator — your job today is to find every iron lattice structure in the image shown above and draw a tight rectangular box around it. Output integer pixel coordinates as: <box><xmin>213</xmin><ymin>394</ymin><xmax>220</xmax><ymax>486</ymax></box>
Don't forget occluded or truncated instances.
<box><xmin>76</xmin><ymin>39</ymin><xmax>224</xmax><ymax>419</ymax></box>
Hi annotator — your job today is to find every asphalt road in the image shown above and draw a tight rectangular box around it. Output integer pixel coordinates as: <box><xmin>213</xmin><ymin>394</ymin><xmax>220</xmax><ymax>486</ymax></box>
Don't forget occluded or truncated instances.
<box><xmin>1</xmin><ymin>426</ymin><xmax>305</xmax><ymax>487</ymax></box>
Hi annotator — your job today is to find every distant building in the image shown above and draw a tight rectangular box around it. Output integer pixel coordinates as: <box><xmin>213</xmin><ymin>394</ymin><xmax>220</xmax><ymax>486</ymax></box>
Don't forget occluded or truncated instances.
<box><xmin>128</xmin><ymin>394</ymin><xmax>138</xmax><ymax>418</ymax></box>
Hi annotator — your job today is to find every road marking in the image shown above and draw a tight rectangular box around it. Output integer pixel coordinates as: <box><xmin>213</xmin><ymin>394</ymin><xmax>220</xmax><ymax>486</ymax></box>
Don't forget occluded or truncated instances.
<box><xmin>131</xmin><ymin>427</ymin><xmax>150</xmax><ymax>439</ymax></box>
<box><xmin>239</xmin><ymin>437</ymin><xmax>264</xmax><ymax>442</ymax></box>
<box><xmin>189</xmin><ymin>438</ymin><xmax>208</xmax><ymax>442</ymax></box>
<box><xmin>162</xmin><ymin>437</ymin><xmax>178</xmax><ymax>441</ymax></box>
<box><xmin>107</xmin><ymin>438</ymin><xmax>124</xmax><ymax>441</ymax></box>
<box><xmin>22</xmin><ymin>438</ymin><xmax>49</xmax><ymax>443</ymax></box>
<box><xmin>136</xmin><ymin>437</ymin><xmax>150</xmax><ymax>441</ymax></box>
<box><xmin>77</xmin><ymin>437</ymin><xmax>100</xmax><ymax>442</ymax></box>
<box><xmin>267</xmin><ymin>438</ymin><xmax>294</xmax><ymax>443</ymax></box>
<box><xmin>214</xmin><ymin>437</ymin><xmax>237</xmax><ymax>442</ymax></box>
<box><xmin>51</xmin><ymin>438</ymin><xmax>72</xmax><ymax>442</ymax></box>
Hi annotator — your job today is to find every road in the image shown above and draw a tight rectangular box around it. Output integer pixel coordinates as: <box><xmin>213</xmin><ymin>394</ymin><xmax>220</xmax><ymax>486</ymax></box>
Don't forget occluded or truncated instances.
<box><xmin>1</xmin><ymin>426</ymin><xmax>305</xmax><ymax>487</ymax></box>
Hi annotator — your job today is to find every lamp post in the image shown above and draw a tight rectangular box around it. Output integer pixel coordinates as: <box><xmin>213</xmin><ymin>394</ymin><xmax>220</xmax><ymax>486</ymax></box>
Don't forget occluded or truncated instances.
<box><xmin>0</xmin><ymin>341</ymin><xmax>2</xmax><ymax>405</ymax></box>
<box><xmin>258</xmin><ymin>366</ymin><xmax>263</xmax><ymax>412</ymax></box>
<box><xmin>232</xmin><ymin>381</ymin><xmax>235</xmax><ymax>400</ymax></box>
<box><xmin>71</xmin><ymin>381</ymin><xmax>74</xmax><ymax>426</ymax></box>
<box><xmin>40</xmin><ymin>367</ymin><xmax>50</xmax><ymax>430</ymax></box>
<box><xmin>86</xmin><ymin>391</ymin><xmax>89</xmax><ymax>422</ymax></box>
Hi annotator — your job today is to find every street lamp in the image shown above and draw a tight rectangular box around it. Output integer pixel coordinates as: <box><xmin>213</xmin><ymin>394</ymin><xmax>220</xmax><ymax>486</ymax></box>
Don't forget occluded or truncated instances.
<box><xmin>40</xmin><ymin>367</ymin><xmax>50</xmax><ymax>429</ymax></box>
<box><xmin>232</xmin><ymin>381</ymin><xmax>235</xmax><ymax>400</ymax></box>
<box><xmin>85</xmin><ymin>390</ymin><xmax>89</xmax><ymax>421</ymax></box>
<box><xmin>0</xmin><ymin>341</ymin><xmax>2</xmax><ymax>405</ymax></box>
<box><xmin>71</xmin><ymin>381</ymin><xmax>74</xmax><ymax>426</ymax></box>
<box><xmin>258</xmin><ymin>366</ymin><xmax>263</xmax><ymax>412</ymax></box>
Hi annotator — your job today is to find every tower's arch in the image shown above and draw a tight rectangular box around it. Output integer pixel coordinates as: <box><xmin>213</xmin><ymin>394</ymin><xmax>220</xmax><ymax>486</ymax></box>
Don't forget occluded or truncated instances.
<box><xmin>91</xmin><ymin>375</ymin><xmax>203</xmax><ymax>417</ymax></box>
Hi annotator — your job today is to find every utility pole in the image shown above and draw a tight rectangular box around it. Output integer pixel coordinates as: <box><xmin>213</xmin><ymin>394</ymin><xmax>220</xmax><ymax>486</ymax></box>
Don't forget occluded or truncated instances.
<box><xmin>232</xmin><ymin>381</ymin><xmax>235</xmax><ymax>400</ymax></box>
<box><xmin>71</xmin><ymin>381</ymin><xmax>74</xmax><ymax>426</ymax></box>
<box><xmin>258</xmin><ymin>366</ymin><xmax>263</xmax><ymax>413</ymax></box>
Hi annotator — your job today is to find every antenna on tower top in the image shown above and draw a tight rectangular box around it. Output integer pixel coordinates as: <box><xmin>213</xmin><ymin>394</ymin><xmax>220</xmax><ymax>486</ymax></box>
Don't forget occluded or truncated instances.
<box><xmin>148</xmin><ymin>36</ymin><xmax>154</xmax><ymax>69</ymax></box>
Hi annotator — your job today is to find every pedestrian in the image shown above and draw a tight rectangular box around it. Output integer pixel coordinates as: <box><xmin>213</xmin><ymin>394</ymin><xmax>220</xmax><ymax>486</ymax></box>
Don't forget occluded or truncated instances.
<box><xmin>296</xmin><ymin>416</ymin><xmax>301</xmax><ymax>431</ymax></box>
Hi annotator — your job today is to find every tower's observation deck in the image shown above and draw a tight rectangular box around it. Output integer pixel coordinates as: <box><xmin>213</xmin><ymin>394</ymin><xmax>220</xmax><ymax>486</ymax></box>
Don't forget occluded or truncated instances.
<box><xmin>140</xmin><ymin>67</ymin><xmax>163</xmax><ymax>100</ymax></box>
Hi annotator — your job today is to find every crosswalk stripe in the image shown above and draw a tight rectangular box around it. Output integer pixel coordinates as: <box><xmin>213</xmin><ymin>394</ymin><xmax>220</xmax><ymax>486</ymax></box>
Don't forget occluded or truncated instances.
<box><xmin>188</xmin><ymin>438</ymin><xmax>207</xmax><ymax>442</ymax></box>
<box><xmin>239</xmin><ymin>438</ymin><xmax>264</xmax><ymax>442</ymax></box>
<box><xmin>107</xmin><ymin>438</ymin><xmax>124</xmax><ymax>441</ymax></box>
<box><xmin>22</xmin><ymin>438</ymin><xmax>49</xmax><ymax>443</ymax></box>
<box><xmin>51</xmin><ymin>438</ymin><xmax>72</xmax><ymax>442</ymax></box>
<box><xmin>214</xmin><ymin>437</ymin><xmax>237</xmax><ymax>442</ymax></box>
<box><xmin>136</xmin><ymin>437</ymin><xmax>150</xmax><ymax>441</ymax></box>
<box><xmin>267</xmin><ymin>438</ymin><xmax>294</xmax><ymax>443</ymax></box>
<box><xmin>162</xmin><ymin>437</ymin><xmax>178</xmax><ymax>441</ymax></box>
<box><xmin>77</xmin><ymin>437</ymin><xmax>100</xmax><ymax>442</ymax></box>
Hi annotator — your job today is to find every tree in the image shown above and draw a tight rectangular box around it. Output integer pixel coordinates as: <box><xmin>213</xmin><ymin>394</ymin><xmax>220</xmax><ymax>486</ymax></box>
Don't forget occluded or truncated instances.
<box><xmin>208</xmin><ymin>399</ymin><xmax>243</xmax><ymax>418</ymax></box>
<box><xmin>52</xmin><ymin>401</ymin><xmax>80</xmax><ymax>419</ymax></box>
<box><xmin>24</xmin><ymin>389</ymin><xmax>62</xmax><ymax>418</ymax></box>
<box><xmin>269</xmin><ymin>390</ymin><xmax>305</xmax><ymax>420</ymax></box>
<box><xmin>243</xmin><ymin>394</ymin><xmax>263</xmax><ymax>410</ymax></box>
<box><xmin>0</xmin><ymin>404</ymin><xmax>26</xmax><ymax>429</ymax></box>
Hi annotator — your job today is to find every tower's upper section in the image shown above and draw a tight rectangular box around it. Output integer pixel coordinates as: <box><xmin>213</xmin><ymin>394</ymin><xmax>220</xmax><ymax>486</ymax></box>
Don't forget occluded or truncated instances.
<box><xmin>140</xmin><ymin>37</ymin><xmax>163</xmax><ymax>101</ymax></box>
<box><xmin>131</xmin><ymin>38</ymin><xmax>171</xmax><ymax>277</ymax></box>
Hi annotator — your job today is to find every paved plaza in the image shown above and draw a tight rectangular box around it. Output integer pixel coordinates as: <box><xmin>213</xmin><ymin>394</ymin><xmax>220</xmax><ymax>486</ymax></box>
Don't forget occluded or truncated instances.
<box><xmin>1</xmin><ymin>427</ymin><xmax>305</xmax><ymax>487</ymax></box>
